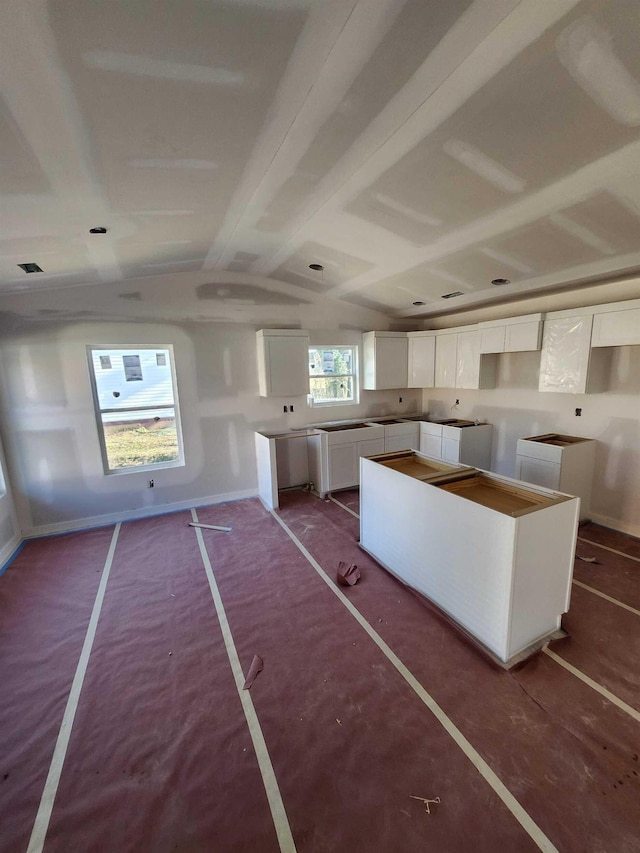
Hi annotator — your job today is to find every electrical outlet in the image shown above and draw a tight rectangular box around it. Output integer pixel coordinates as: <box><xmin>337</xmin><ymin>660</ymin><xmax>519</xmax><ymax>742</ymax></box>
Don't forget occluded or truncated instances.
<box><xmin>398</xmin><ymin>396</ymin><xmax>403</xmax><ymax>403</ymax></box>
<box><xmin>289</xmin><ymin>405</ymin><xmax>294</xmax><ymax>412</ymax></box>
<box><xmin>283</xmin><ymin>404</ymin><xmax>287</xmax><ymax>413</ymax></box>
<box><xmin>575</xmin><ymin>408</ymin><xmax>582</xmax><ymax>417</ymax></box>
<box><xmin>148</xmin><ymin>479</ymin><xmax>154</xmax><ymax>488</ymax></box>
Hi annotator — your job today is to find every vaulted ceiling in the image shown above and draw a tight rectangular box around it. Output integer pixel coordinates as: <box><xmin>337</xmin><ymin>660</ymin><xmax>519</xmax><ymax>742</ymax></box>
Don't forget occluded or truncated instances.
<box><xmin>2</xmin><ymin>0</ymin><xmax>640</xmax><ymax>318</ymax></box>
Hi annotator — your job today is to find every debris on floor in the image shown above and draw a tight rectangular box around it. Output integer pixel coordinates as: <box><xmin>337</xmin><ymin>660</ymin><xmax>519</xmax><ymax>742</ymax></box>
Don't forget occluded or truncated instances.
<box><xmin>410</xmin><ymin>795</ymin><xmax>440</xmax><ymax>815</ymax></box>
<box><xmin>336</xmin><ymin>561</ymin><xmax>361</xmax><ymax>587</ymax></box>
<box><xmin>242</xmin><ymin>655</ymin><xmax>264</xmax><ymax>690</ymax></box>
<box><xmin>576</xmin><ymin>555</ymin><xmax>601</xmax><ymax>564</ymax></box>
<box><xmin>188</xmin><ymin>522</ymin><xmax>233</xmax><ymax>532</ymax></box>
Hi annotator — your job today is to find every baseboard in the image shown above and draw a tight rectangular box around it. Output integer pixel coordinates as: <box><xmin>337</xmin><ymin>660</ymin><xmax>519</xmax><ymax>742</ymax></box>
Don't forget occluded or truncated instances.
<box><xmin>23</xmin><ymin>488</ymin><xmax>258</xmax><ymax>539</ymax></box>
<box><xmin>0</xmin><ymin>533</ymin><xmax>25</xmax><ymax>576</ymax></box>
<box><xmin>588</xmin><ymin>512</ymin><xmax>640</xmax><ymax>540</ymax></box>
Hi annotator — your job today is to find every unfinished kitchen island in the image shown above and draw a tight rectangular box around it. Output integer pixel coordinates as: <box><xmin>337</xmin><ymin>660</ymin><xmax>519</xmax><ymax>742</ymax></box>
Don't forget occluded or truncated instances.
<box><xmin>360</xmin><ymin>450</ymin><xmax>580</xmax><ymax>666</ymax></box>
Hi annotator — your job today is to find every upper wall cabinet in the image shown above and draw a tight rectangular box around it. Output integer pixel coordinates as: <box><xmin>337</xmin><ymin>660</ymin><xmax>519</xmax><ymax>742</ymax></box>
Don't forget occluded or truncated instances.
<box><xmin>538</xmin><ymin>314</ymin><xmax>609</xmax><ymax>394</ymax></box>
<box><xmin>362</xmin><ymin>331</ymin><xmax>408</xmax><ymax>390</ymax></box>
<box><xmin>407</xmin><ymin>332</ymin><xmax>435</xmax><ymax>388</ymax></box>
<box><xmin>478</xmin><ymin>313</ymin><xmax>543</xmax><ymax>354</ymax></box>
<box><xmin>257</xmin><ymin>329</ymin><xmax>310</xmax><ymax>397</ymax></box>
<box><xmin>590</xmin><ymin>303</ymin><xmax>640</xmax><ymax>347</ymax></box>
<box><xmin>435</xmin><ymin>328</ymin><xmax>496</xmax><ymax>390</ymax></box>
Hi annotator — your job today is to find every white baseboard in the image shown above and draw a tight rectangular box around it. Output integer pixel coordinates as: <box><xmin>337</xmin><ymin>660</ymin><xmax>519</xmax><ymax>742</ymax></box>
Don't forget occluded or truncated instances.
<box><xmin>23</xmin><ymin>488</ymin><xmax>258</xmax><ymax>539</ymax></box>
<box><xmin>588</xmin><ymin>512</ymin><xmax>640</xmax><ymax>540</ymax></box>
<box><xmin>0</xmin><ymin>532</ymin><xmax>24</xmax><ymax>574</ymax></box>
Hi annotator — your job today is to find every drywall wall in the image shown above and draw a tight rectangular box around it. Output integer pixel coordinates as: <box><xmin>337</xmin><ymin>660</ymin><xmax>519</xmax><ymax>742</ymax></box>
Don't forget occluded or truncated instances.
<box><xmin>0</xmin><ymin>280</ymin><xmax>419</xmax><ymax>535</ymax></box>
<box><xmin>423</xmin><ymin>346</ymin><xmax>640</xmax><ymax>536</ymax></box>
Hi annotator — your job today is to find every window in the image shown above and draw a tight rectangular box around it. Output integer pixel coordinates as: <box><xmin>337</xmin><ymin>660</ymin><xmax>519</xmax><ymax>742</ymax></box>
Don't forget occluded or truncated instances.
<box><xmin>87</xmin><ymin>346</ymin><xmax>184</xmax><ymax>473</ymax></box>
<box><xmin>308</xmin><ymin>346</ymin><xmax>358</xmax><ymax>406</ymax></box>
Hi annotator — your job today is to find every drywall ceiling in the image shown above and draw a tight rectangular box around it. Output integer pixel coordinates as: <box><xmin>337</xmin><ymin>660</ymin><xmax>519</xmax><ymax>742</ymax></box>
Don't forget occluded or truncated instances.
<box><xmin>2</xmin><ymin>0</ymin><xmax>640</xmax><ymax>318</ymax></box>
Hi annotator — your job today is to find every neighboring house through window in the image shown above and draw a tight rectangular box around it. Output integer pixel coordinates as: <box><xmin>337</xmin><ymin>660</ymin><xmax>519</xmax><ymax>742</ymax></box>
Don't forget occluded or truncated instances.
<box><xmin>308</xmin><ymin>346</ymin><xmax>358</xmax><ymax>406</ymax></box>
<box><xmin>87</xmin><ymin>346</ymin><xmax>184</xmax><ymax>473</ymax></box>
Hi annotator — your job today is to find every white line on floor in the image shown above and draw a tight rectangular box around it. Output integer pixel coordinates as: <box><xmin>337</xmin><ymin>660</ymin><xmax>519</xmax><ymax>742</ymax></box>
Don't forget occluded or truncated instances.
<box><xmin>328</xmin><ymin>495</ymin><xmax>359</xmax><ymax>519</ymax></box>
<box><xmin>191</xmin><ymin>509</ymin><xmax>296</xmax><ymax>853</ymax></box>
<box><xmin>572</xmin><ymin>579</ymin><xmax>640</xmax><ymax>618</ymax></box>
<box><xmin>577</xmin><ymin>536</ymin><xmax>640</xmax><ymax>564</ymax></box>
<box><xmin>26</xmin><ymin>523</ymin><xmax>121</xmax><ymax>853</ymax></box>
<box><xmin>542</xmin><ymin>647</ymin><xmax>640</xmax><ymax>724</ymax></box>
<box><xmin>271</xmin><ymin>510</ymin><xmax>558</xmax><ymax>853</ymax></box>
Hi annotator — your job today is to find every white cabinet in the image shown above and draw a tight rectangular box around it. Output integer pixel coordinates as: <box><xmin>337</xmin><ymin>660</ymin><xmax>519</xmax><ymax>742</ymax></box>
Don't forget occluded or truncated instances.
<box><xmin>255</xmin><ymin>429</ymin><xmax>314</xmax><ymax>510</ymax></box>
<box><xmin>516</xmin><ymin>434</ymin><xmax>596</xmax><ymax>521</ymax></box>
<box><xmin>370</xmin><ymin>419</ymin><xmax>419</xmax><ymax>453</ymax></box>
<box><xmin>434</xmin><ymin>333</ymin><xmax>457</xmax><ymax>388</ymax></box>
<box><xmin>257</xmin><ymin>329</ymin><xmax>309</xmax><ymax>397</ymax></box>
<box><xmin>407</xmin><ymin>332</ymin><xmax>435</xmax><ymax>388</ymax></box>
<box><xmin>478</xmin><ymin>314</ymin><xmax>543</xmax><ymax>354</ymax></box>
<box><xmin>435</xmin><ymin>329</ymin><xmax>496</xmax><ymax>389</ymax></box>
<box><xmin>538</xmin><ymin>314</ymin><xmax>609</xmax><ymax>394</ymax></box>
<box><xmin>419</xmin><ymin>420</ymin><xmax>492</xmax><ymax>468</ymax></box>
<box><xmin>362</xmin><ymin>331</ymin><xmax>408</xmax><ymax>390</ymax></box>
<box><xmin>591</xmin><ymin>306</ymin><xmax>640</xmax><ymax>347</ymax></box>
<box><xmin>308</xmin><ymin>423</ymin><xmax>385</xmax><ymax>497</ymax></box>
<box><xmin>360</xmin><ymin>453</ymin><xmax>580</xmax><ymax>665</ymax></box>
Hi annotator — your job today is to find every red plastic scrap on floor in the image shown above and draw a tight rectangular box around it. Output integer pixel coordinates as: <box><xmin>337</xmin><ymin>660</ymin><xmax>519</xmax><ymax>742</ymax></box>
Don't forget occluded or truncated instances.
<box><xmin>336</xmin><ymin>561</ymin><xmax>360</xmax><ymax>587</ymax></box>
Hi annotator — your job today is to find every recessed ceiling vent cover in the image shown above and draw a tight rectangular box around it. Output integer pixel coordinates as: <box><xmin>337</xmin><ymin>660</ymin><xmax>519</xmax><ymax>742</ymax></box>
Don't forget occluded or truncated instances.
<box><xmin>491</xmin><ymin>278</ymin><xmax>511</xmax><ymax>285</ymax></box>
<box><xmin>18</xmin><ymin>262</ymin><xmax>43</xmax><ymax>273</ymax></box>
<box><xmin>442</xmin><ymin>290</ymin><xmax>463</xmax><ymax>299</ymax></box>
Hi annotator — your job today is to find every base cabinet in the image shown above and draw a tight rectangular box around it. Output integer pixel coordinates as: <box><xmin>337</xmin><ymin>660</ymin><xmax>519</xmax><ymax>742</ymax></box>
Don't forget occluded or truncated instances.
<box><xmin>419</xmin><ymin>421</ymin><xmax>492</xmax><ymax>469</ymax></box>
<box><xmin>516</xmin><ymin>434</ymin><xmax>596</xmax><ymax>521</ymax></box>
<box><xmin>308</xmin><ymin>424</ymin><xmax>385</xmax><ymax>497</ymax></box>
<box><xmin>360</xmin><ymin>453</ymin><xmax>579</xmax><ymax>665</ymax></box>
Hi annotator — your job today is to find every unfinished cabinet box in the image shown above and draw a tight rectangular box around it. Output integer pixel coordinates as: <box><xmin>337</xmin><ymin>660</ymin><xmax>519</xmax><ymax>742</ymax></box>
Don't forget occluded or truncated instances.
<box><xmin>256</xmin><ymin>329</ymin><xmax>310</xmax><ymax>397</ymax></box>
<box><xmin>307</xmin><ymin>422</ymin><xmax>385</xmax><ymax>497</ymax></box>
<box><xmin>362</xmin><ymin>331</ymin><xmax>408</xmax><ymax>390</ymax></box>
<box><xmin>418</xmin><ymin>419</ymin><xmax>492</xmax><ymax>468</ymax></box>
<box><xmin>255</xmin><ymin>429</ymin><xmax>316</xmax><ymax>510</ymax></box>
<box><xmin>516</xmin><ymin>434</ymin><xmax>596</xmax><ymax>521</ymax></box>
<box><xmin>360</xmin><ymin>453</ymin><xmax>580</xmax><ymax>665</ymax></box>
<box><xmin>407</xmin><ymin>332</ymin><xmax>435</xmax><ymax>388</ymax></box>
<box><xmin>538</xmin><ymin>314</ymin><xmax>609</xmax><ymax>394</ymax></box>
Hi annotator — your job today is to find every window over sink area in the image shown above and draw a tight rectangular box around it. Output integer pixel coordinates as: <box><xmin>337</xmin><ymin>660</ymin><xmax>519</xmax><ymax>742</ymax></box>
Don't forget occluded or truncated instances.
<box><xmin>308</xmin><ymin>346</ymin><xmax>358</xmax><ymax>407</ymax></box>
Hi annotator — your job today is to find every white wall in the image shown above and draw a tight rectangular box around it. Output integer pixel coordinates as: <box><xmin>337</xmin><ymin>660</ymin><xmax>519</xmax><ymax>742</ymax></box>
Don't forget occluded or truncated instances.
<box><xmin>422</xmin><ymin>346</ymin><xmax>640</xmax><ymax>536</ymax></box>
<box><xmin>0</xmin><ymin>278</ymin><xmax>420</xmax><ymax>535</ymax></box>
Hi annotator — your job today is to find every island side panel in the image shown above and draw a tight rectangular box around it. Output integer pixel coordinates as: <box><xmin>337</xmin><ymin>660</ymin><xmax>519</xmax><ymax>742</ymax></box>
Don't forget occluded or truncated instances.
<box><xmin>360</xmin><ymin>457</ymin><xmax>514</xmax><ymax>661</ymax></box>
<box><xmin>507</xmin><ymin>495</ymin><xmax>580</xmax><ymax>659</ymax></box>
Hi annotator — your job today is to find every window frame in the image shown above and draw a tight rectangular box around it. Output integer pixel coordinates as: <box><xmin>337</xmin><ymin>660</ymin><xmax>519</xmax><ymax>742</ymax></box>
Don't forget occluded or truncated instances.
<box><xmin>308</xmin><ymin>345</ymin><xmax>359</xmax><ymax>408</ymax></box>
<box><xmin>86</xmin><ymin>344</ymin><xmax>185</xmax><ymax>475</ymax></box>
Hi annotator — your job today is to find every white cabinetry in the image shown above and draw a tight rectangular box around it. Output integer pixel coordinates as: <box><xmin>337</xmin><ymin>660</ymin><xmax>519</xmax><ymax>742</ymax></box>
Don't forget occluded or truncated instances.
<box><xmin>257</xmin><ymin>329</ymin><xmax>309</xmax><ymax>397</ymax></box>
<box><xmin>370</xmin><ymin>419</ymin><xmax>419</xmax><ymax>453</ymax></box>
<box><xmin>362</xmin><ymin>331</ymin><xmax>408</xmax><ymax>390</ymax></box>
<box><xmin>538</xmin><ymin>314</ymin><xmax>609</xmax><ymax>394</ymax></box>
<box><xmin>308</xmin><ymin>423</ymin><xmax>385</xmax><ymax>498</ymax></box>
<box><xmin>435</xmin><ymin>328</ymin><xmax>496</xmax><ymax>389</ymax></box>
<box><xmin>478</xmin><ymin>314</ymin><xmax>543</xmax><ymax>354</ymax></box>
<box><xmin>407</xmin><ymin>332</ymin><xmax>435</xmax><ymax>388</ymax></box>
<box><xmin>360</xmin><ymin>453</ymin><xmax>580</xmax><ymax>665</ymax></box>
<box><xmin>419</xmin><ymin>420</ymin><xmax>492</xmax><ymax>468</ymax></box>
<box><xmin>591</xmin><ymin>304</ymin><xmax>640</xmax><ymax>347</ymax></box>
<box><xmin>516</xmin><ymin>434</ymin><xmax>596</xmax><ymax>521</ymax></box>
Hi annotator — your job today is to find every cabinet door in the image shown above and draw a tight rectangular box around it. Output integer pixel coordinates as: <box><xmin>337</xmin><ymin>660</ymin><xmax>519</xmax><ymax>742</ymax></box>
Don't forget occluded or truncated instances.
<box><xmin>265</xmin><ymin>337</ymin><xmax>309</xmax><ymax>396</ymax></box>
<box><xmin>441</xmin><ymin>438</ymin><xmax>460</xmax><ymax>463</ymax></box>
<box><xmin>385</xmin><ymin>431</ymin><xmax>419</xmax><ymax>453</ymax></box>
<box><xmin>591</xmin><ymin>307</ymin><xmax>640</xmax><ymax>347</ymax></box>
<box><xmin>516</xmin><ymin>456</ymin><xmax>561</xmax><ymax>490</ymax></box>
<box><xmin>456</xmin><ymin>330</ymin><xmax>480</xmax><ymax>389</ymax></box>
<box><xmin>505</xmin><ymin>321</ymin><xmax>542</xmax><ymax>352</ymax></box>
<box><xmin>327</xmin><ymin>443</ymin><xmax>358</xmax><ymax>491</ymax></box>
<box><xmin>408</xmin><ymin>336</ymin><xmax>435</xmax><ymax>387</ymax></box>
<box><xmin>479</xmin><ymin>326</ymin><xmax>505</xmax><ymax>354</ymax></box>
<box><xmin>538</xmin><ymin>316</ymin><xmax>592</xmax><ymax>394</ymax></box>
<box><xmin>434</xmin><ymin>334</ymin><xmax>457</xmax><ymax>388</ymax></box>
<box><xmin>420</xmin><ymin>432</ymin><xmax>442</xmax><ymax>458</ymax></box>
<box><xmin>376</xmin><ymin>337</ymin><xmax>409</xmax><ymax>389</ymax></box>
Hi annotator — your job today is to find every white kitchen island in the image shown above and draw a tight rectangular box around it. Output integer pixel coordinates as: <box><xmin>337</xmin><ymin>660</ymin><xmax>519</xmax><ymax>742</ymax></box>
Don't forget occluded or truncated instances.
<box><xmin>360</xmin><ymin>450</ymin><xmax>580</xmax><ymax>666</ymax></box>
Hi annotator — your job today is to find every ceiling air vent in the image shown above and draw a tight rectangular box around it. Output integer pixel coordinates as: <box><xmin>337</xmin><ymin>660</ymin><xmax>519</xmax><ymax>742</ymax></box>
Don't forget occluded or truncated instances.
<box><xmin>18</xmin><ymin>262</ymin><xmax>43</xmax><ymax>273</ymax></box>
<box><xmin>441</xmin><ymin>290</ymin><xmax>463</xmax><ymax>299</ymax></box>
